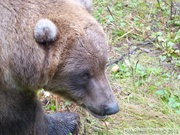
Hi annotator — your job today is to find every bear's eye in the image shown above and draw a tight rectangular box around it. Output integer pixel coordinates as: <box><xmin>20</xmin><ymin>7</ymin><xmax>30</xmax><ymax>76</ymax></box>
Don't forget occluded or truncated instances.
<box><xmin>78</xmin><ymin>70</ymin><xmax>91</xmax><ymax>83</ymax></box>
<box><xmin>82</xmin><ymin>72</ymin><xmax>90</xmax><ymax>81</ymax></box>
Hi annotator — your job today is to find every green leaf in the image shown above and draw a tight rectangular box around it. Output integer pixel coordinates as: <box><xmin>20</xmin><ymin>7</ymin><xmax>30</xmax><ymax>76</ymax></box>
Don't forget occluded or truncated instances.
<box><xmin>174</xmin><ymin>29</ymin><xmax>180</xmax><ymax>41</ymax></box>
<box><xmin>177</xmin><ymin>75</ymin><xmax>180</xmax><ymax>80</ymax></box>
<box><xmin>167</xmin><ymin>41</ymin><xmax>174</xmax><ymax>48</ymax></box>
<box><xmin>50</xmin><ymin>105</ymin><xmax>56</xmax><ymax>112</ymax></box>
<box><xmin>156</xmin><ymin>31</ymin><xmax>163</xmax><ymax>36</ymax></box>
<box><xmin>155</xmin><ymin>90</ymin><xmax>165</xmax><ymax>96</ymax></box>
<box><xmin>168</xmin><ymin>97</ymin><xmax>180</xmax><ymax>108</ymax></box>
<box><xmin>159</xmin><ymin>55</ymin><xmax>167</xmax><ymax>61</ymax></box>
<box><xmin>65</xmin><ymin>101</ymin><xmax>71</xmax><ymax>106</ymax></box>
<box><xmin>175</xmin><ymin>110</ymin><xmax>180</xmax><ymax>114</ymax></box>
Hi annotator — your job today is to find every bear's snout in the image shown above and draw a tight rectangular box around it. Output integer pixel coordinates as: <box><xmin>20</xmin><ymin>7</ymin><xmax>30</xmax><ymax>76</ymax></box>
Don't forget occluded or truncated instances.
<box><xmin>84</xmin><ymin>100</ymin><xmax>119</xmax><ymax>119</ymax></box>
<box><xmin>104</xmin><ymin>102</ymin><xmax>119</xmax><ymax>115</ymax></box>
<box><xmin>79</xmin><ymin>74</ymin><xmax>120</xmax><ymax>119</ymax></box>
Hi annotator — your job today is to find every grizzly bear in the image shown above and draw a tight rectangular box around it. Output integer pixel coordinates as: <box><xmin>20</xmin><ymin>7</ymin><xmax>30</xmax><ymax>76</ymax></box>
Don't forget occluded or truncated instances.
<box><xmin>0</xmin><ymin>0</ymin><xmax>119</xmax><ymax>135</ymax></box>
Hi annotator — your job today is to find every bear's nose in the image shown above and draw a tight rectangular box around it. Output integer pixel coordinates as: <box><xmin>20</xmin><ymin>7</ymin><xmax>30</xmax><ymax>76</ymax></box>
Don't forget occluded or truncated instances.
<box><xmin>104</xmin><ymin>102</ymin><xmax>120</xmax><ymax>115</ymax></box>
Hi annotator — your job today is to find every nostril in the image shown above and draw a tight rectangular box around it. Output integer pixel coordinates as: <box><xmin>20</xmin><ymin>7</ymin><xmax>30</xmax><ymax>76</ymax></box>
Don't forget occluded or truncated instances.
<box><xmin>104</xmin><ymin>102</ymin><xmax>120</xmax><ymax>115</ymax></box>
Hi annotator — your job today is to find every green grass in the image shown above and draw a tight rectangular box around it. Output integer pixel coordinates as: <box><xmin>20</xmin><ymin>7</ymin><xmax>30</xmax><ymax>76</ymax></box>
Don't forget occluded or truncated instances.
<box><xmin>77</xmin><ymin>0</ymin><xmax>180</xmax><ymax>134</ymax></box>
<box><xmin>78</xmin><ymin>53</ymin><xmax>179</xmax><ymax>134</ymax></box>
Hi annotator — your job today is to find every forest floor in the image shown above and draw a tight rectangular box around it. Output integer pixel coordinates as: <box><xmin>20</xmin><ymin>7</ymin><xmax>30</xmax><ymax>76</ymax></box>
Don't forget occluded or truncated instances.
<box><xmin>39</xmin><ymin>0</ymin><xmax>180</xmax><ymax>134</ymax></box>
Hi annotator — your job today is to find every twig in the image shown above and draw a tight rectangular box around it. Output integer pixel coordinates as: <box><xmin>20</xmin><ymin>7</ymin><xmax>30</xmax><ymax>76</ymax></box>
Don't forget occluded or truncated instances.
<box><xmin>119</xmin><ymin>29</ymin><xmax>134</xmax><ymax>40</ymax></box>
<box><xmin>106</xmin><ymin>6</ymin><xmax>114</xmax><ymax>20</ymax></box>
<box><xmin>55</xmin><ymin>96</ymin><xmax>59</xmax><ymax>111</ymax></box>
<box><xmin>107</xmin><ymin>48</ymin><xmax>138</xmax><ymax>66</ymax></box>
<box><xmin>170</xmin><ymin>0</ymin><xmax>173</xmax><ymax>20</ymax></box>
<box><xmin>66</xmin><ymin>106</ymin><xmax>70</xmax><ymax>112</ymax></box>
<box><xmin>157</xmin><ymin>0</ymin><xmax>163</xmax><ymax>11</ymax></box>
<box><xmin>102</xmin><ymin>121</ymin><xmax>109</xmax><ymax>131</ymax></box>
<box><xmin>107</xmin><ymin>39</ymin><xmax>155</xmax><ymax>67</ymax></box>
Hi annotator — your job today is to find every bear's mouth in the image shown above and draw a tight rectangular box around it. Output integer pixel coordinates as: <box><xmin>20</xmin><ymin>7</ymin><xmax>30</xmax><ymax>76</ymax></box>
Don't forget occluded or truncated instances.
<box><xmin>79</xmin><ymin>103</ymin><xmax>106</xmax><ymax>119</ymax></box>
<box><xmin>85</xmin><ymin>107</ymin><xmax>107</xmax><ymax>119</ymax></box>
<box><xmin>88</xmin><ymin>110</ymin><xmax>106</xmax><ymax>119</ymax></box>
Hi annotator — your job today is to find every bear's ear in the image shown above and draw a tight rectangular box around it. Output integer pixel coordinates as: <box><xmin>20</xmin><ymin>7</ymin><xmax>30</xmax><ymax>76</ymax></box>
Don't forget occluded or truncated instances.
<box><xmin>74</xmin><ymin>0</ymin><xmax>92</xmax><ymax>13</ymax></box>
<box><xmin>34</xmin><ymin>19</ymin><xmax>58</xmax><ymax>45</ymax></box>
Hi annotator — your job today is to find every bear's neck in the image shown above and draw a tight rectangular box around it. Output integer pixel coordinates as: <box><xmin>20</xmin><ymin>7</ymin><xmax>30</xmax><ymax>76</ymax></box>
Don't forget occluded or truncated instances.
<box><xmin>0</xmin><ymin>89</ymin><xmax>47</xmax><ymax>135</ymax></box>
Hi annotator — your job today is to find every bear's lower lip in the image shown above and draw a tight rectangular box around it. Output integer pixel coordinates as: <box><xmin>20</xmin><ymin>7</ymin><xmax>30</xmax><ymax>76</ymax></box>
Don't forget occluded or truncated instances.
<box><xmin>86</xmin><ymin>108</ymin><xmax>106</xmax><ymax>119</ymax></box>
<box><xmin>79</xmin><ymin>104</ymin><xmax>106</xmax><ymax>119</ymax></box>
<box><xmin>89</xmin><ymin>111</ymin><xmax>106</xmax><ymax>119</ymax></box>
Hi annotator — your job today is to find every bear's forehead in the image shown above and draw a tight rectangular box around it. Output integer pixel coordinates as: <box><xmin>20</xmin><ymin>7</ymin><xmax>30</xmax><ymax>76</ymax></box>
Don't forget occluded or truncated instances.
<box><xmin>80</xmin><ymin>25</ymin><xmax>108</xmax><ymax>58</ymax></box>
<box><xmin>57</xmin><ymin>14</ymin><xmax>108</xmax><ymax>72</ymax></box>
<box><xmin>65</xmin><ymin>38</ymin><xmax>108</xmax><ymax>73</ymax></box>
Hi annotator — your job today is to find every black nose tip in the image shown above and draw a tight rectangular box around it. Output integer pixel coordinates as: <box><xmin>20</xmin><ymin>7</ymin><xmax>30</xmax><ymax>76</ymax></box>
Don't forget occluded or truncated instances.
<box><xmin>104</xmin><ymin>102</ymin><xmax>119</xmax><ymax>115</ymax></box>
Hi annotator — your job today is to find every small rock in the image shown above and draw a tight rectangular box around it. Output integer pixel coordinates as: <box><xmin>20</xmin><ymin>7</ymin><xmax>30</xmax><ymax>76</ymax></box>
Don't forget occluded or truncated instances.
<box><xmin>44</xmin><ymin>91</ymin><xmax>51</xmax><ymax>97</ymax></box>
<box><xmin>111</xmin><ymin>64</ymin><xmax>119</xmax><ymax>73</ymax></box>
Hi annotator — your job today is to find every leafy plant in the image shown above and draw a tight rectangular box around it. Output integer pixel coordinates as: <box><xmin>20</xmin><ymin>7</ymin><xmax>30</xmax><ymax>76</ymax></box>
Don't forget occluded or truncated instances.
<box><xmin>155</xmin><ymin>89</ymin><xmax>180</xmax><ymax>114</ymax></box>
<box><xmin>44</xmin><ymin>99</ymin><xmax>56</xmax><ymax>112</ymax></box>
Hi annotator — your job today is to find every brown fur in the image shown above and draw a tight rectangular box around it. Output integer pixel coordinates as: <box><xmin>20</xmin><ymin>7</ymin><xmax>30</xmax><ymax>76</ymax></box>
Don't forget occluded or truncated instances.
<box><xmin>0</xmin><ymin>0</ymin><xmax>119</xmax><ymax>134</ymax></box>
<box><xmin>0</xmin><ymin>0</ymin><xmax>104</xmax><ymax>90</ymax></box>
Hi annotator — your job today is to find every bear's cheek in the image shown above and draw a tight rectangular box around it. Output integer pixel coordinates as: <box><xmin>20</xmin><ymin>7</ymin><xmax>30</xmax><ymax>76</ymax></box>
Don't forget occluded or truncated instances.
<box><xmin>65</xmin><ymin>74</ymin><xmax>119</xmax><ymax>118</ymax></box>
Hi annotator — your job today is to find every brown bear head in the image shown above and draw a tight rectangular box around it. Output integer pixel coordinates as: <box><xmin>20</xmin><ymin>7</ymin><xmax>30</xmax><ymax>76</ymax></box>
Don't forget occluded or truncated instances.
<box><xmin>34</xmin><ymin>0</ymin><xmax>119</xmax><ymax>119</ymax></box>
